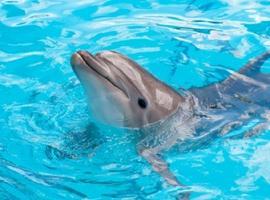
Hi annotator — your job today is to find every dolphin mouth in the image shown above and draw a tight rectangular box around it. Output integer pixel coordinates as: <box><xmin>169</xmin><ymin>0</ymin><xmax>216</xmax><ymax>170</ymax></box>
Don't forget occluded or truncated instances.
<box><xmin>71</xmin><ymin>51</ymin><xmax>129</xmax><ymax>98</ymax></box>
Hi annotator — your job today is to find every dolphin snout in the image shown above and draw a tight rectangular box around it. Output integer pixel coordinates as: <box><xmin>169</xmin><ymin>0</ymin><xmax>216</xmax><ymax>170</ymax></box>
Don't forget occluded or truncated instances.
<box><xmin>71</xmin><ymin>50</ymin><xmax>113</xmax><ymax>80</ymax></box>
<box><xmin>70</xmin><ymin>50</ymin><xmax>95</xmax><ymax>70</ymax></box>
<box><xmin>71</xmin><ymin>52</ymin><xmax>83</xmax><ymax>69</ymax></box>
<box><xmin>77</xmin><ymin>50</ymin><xmax>92</xmax><ymax>57</ymax></box>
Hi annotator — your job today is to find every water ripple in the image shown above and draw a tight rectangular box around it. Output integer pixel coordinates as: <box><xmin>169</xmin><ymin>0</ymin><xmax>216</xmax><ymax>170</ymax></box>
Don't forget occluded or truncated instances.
<box><xmin>0</xmin><ymin>0</ymin><xmax>270</xmax><ymax>199</ymax></box>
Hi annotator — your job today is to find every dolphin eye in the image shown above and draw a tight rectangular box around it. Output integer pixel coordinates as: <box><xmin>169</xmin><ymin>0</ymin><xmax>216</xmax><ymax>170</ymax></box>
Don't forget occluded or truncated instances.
<box><xmin>138</xmin><ymin>98</ymin><xmax>147</xmax><ymax>109</ymax></box>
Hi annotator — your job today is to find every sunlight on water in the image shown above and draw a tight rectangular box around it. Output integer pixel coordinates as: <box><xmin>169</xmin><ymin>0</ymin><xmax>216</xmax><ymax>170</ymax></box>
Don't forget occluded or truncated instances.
<box><xmin>0</xmin><ymin>0</ymin><xmax>270</xmax><ymax>199</ymax></box>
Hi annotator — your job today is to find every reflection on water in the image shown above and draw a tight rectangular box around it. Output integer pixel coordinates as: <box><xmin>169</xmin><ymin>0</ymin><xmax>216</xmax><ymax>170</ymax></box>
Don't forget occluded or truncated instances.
<box><xmin>45</xmin><ymin>123</ymin><xmax>104</xmax><ymax>160</ymax></box>
<box><xmin>0</xmin><ymin>0</ymin><xmax>270</xmax><ymax>199</ymax></box>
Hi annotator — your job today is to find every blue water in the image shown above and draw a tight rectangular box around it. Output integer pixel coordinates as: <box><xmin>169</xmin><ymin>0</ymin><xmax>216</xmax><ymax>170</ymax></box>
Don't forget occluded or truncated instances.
<box><xmin>1</xmin><ymin>0</ymin><xmax>270</xmax><ymax>199</ymax></box>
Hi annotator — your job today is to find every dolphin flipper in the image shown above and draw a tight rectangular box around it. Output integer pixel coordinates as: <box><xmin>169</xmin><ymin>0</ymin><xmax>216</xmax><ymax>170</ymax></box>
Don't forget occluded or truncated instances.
<box><xmin>190</xmin><ymin>51</ymin><xmax>270</xmax><ymax>107</ymax></box>
<box><xmin>219</xmin><ymin>51</ymin><xmax>270</xmax><ymax>106</ymax></box>
<box><xmin>139</xmin><ymin>148</ymin><xmax>181</xmax><ymax>186</ymax></box>
<box><xmin>138</xmin><ymin>148</ymin><xmax>191</xmax><ymax>199</ymax></box>
<box><xmin>221</xmin><ymin>51</ymin><xmax>270</xmax><ymax>88</ymax></box>
<box><xmin>238</xmin><ymin>51</ymin><xmax>270</xmax><ymax>76</ymax></box>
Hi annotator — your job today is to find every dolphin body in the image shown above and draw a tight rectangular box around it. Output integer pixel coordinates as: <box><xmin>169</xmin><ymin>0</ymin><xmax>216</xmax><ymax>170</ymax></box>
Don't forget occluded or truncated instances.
<box><xmin>71</xmin><ymin>50</ymin><xmax>270</xmax><ymax>189</ymax></box>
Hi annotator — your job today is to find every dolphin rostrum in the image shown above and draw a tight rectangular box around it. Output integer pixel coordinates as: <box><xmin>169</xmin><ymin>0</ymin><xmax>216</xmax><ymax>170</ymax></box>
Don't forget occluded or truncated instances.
<box><xmin>71</xmin><ymin>50</ymin><xmax>270</xmax><ymax>192</ymax></box>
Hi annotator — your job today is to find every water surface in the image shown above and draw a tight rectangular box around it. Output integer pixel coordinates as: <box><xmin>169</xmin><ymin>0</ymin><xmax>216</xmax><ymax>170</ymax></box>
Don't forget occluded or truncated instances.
<box><xmin>0</xmin><ymin>0</ymin><xmax>270</xmax><ymax>199</ymax></box>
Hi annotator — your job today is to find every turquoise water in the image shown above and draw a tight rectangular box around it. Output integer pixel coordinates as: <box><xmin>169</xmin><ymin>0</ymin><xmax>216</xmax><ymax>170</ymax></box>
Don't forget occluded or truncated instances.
<box><xmin>1</xmin><ymin>0</ymin><xmax>270</xmax><ymax>199</ymax></box>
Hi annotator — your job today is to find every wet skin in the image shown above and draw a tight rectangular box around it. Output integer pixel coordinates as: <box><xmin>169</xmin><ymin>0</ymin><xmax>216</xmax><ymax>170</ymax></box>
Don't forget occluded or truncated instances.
<box><xmin>71</xmin><ymin>50</ymin><xmax>270</xmax><ymax>197</ymax></box>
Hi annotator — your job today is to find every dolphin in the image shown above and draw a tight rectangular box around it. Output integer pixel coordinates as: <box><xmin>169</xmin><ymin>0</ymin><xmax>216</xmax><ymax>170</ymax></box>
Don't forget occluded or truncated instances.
<box><xmin>71</xmin><ymin>50</ymin><xmax>270</xmax><ymax>191</ymax></box>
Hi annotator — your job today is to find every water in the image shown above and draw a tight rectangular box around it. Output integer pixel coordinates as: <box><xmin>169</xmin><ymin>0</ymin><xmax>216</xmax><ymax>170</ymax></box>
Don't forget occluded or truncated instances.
<box><xmin>0</xmin><ymin>0</ymin><xmax>270</xmax><ymax>199</ymax></box>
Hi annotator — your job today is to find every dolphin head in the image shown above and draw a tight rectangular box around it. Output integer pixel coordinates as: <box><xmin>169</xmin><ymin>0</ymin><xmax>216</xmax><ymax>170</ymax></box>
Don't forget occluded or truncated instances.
<box><xmin>71</xmin><ymin>50</ymin><xmax>184</xmax><ymax>128</ymax></box>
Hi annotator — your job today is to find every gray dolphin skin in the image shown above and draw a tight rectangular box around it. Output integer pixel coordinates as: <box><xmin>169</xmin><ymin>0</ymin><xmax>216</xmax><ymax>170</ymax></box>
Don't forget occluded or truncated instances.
<box><xmin>71</xmin><ymin>51</ymin><xmax>184</xmax><ymax>128</ymax></box>
<box><xmin>71</xmin><ymin>50</ymin><xmax>270</xmax><ymax>193</ymax></box>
